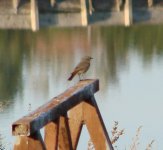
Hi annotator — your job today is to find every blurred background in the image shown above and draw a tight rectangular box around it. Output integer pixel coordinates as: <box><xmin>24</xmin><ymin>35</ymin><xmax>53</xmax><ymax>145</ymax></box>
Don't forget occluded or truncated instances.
<box><xmin>0</xmin><ymin>25</ymin><xmax>163</xmax><ymax>149</ymax></box>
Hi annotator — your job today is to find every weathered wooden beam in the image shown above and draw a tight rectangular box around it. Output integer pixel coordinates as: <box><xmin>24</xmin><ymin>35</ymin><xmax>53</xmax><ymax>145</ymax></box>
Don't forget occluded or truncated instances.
<box><xmin>58</xmin><ymin>116</ymin><xmax>73</xmax><ymax>149</ymax></box>
<box><xmin>12</xmin><ymin>79</ymin><xmax>99</xmax><ymax>136</ymax></box>
<box><xmin>147</xmin><ymin>0</ymin><xmax>153</xmax><ymax>7</ymax></box>
<box><xmin>14</xmin><ymin>131</ymin><xmax>46</xmax><ymax>150</ymax></box>
<box><xmin>68</xmin><ymin>102</ymin><xmax>84</xmax><ymax>149</ymax></box>
<box><xmin>44</xmin><ymin>120</ymin><xmax>58</xmax><ymax>150</ymax></box>
<box><xmin>83</xmin><ymin>97</ymin><xmax>113</xmax><ymax>150</ymax></box>
<box><xmin>68</xmin><ymin>99</ymin><xmax>113</xmax><ymax>150</ymax></box>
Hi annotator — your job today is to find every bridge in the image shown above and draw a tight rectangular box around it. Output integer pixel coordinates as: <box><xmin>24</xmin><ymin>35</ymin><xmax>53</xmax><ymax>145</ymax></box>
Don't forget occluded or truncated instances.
<box><xmin>0</xmin><ymin>0</ymin><xmax>160</xmax><ymax>31</ymax></box>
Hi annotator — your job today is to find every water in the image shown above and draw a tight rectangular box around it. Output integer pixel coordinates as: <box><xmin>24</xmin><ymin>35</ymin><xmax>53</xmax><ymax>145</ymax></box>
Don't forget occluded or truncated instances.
<box><xmin>0</xmin><ymin>25</ymin><xmax>163</xmax><ymax>149</ymax></box>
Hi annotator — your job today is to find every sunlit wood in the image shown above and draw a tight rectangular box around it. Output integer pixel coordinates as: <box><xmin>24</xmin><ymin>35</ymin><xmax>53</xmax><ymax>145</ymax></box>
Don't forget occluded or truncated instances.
<box><xmin>83</xmin><ymin>100</ymin><xmax>113</xmax><ymax>150</ymax></box>
<box><xmin>58</xmin><ymin>116</ymin><xmax>73</xmax><ymax>150</ymax></box>
<box><xmin>44</xmin><ymin>121</ymin><xmax>58</xmax><ymax>150</ymax></box>
<box><xmin>14</xmin><ymin>131</ymin><xmax>45</xmax><ymax>150</ymax></box>
<box><xmin>12</xmin><ymin>79</ymin><xmax>113</xmax><ymax>150</ymax></box>
<box><xmin>68</xmin><ymin>103</ymin><xmax>84</xmax><ymax>149</ymax></box>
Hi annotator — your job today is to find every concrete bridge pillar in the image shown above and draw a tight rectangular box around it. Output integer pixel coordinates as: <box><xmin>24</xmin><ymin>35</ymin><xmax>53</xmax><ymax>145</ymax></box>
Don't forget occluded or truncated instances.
<box><xmin>50</xmin><ymin>0</ymin><xmax>56</xmax><ymax>7</ymax></box>
<box><xmin>147</xmin><ymin>0</ymin><xmax>153</xmax><ymax>7</ymax></box>
<box><xmin>12</xmin><ymin>0</ymin><xmax>20</xmax><ymax>12</ymax></box>
<box><xmin>115</xmin><ymin>0</ymin><xmax>120</xmax><ymax>11</ymax></box>
<box><xmin>80</xmin><ymin>0</ymin><xmax>88</xmax><ymax>26</ymax></box>
<box><xmin>31</xmin><ymin>0</ymin><xmax>39</xmax><ymax>31</ymax></box>
<box><xmin>124</xmin><ymin>0</ymin><xmax>133</xmax><ymax>26</ymax></box>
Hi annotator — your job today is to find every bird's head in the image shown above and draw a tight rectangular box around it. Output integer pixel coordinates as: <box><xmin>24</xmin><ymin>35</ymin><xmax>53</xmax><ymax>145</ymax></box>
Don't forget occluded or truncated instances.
<box><xmin>82</xmin><ymin>56</ymin><xmax>93</xmax><ymax>61</ymax></box>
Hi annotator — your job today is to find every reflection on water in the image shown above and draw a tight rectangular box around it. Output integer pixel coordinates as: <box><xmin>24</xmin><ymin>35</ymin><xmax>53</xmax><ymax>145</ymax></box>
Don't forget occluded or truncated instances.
<box><xmin>0</xmin><ymin>25</ymin><xmax>163</xmax><ymax>149</ymax></box>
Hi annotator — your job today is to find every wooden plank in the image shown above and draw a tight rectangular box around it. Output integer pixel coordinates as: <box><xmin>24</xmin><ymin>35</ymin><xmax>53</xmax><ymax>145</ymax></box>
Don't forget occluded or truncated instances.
<box><xmin>12</xmin><ymin>79</ymin><xmax>99</xmax><ymax>136</ymax></box>
<box><xmin>83</xmin><ymin>98</ymin><xmax>113</xmax><ymax>150</ymax></box>
<box><xmin>68</xmin><ymin>102</ymin><xmax>84</xmax><ymax>149</ymax></box>
<box><xmin>14</xmin><ymin>131</ymin><xmax>46</xmax><ymax>150</ymax></box>
<box><xmin>44</xmin><ymin>120</ymin><xmax>58</xmax><ymax>150</ymax></box>
<box><xmin>58</xmin><ymin>116</ymin><xmax>73</xmax><ymax>150</ymax></box>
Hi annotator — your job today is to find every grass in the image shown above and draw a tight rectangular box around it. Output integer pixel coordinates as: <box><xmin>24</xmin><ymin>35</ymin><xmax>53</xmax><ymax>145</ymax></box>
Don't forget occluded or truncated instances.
<box><xmin>87</xmin><ymin>121</ymin><xmax>155</xmax><ymax>150</ymax></box>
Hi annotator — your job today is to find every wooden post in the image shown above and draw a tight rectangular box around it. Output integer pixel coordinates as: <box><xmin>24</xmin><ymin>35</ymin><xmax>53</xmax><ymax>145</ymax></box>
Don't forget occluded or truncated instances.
<box><xmin>12</xmin><ymin>80</ymin><xmax>114</xmax><ymax>149</ymax></box>
<box><xmin>44</xmin><ymin>121</ymin><xmax>58</xmax><ymax>150</ymax></box>
<box><xmin>14</xmin><ymin>131</ymin><xmax>46</xmax><ymax>150</ymax></box>
<box><xmin>80</xmin><ymin>0</ymin><xmax>88</xmax><ymax>26</ymax></box>
<box><xmin>83</xmin><ymin>99</ymin><xmax>113</xmax><ymax>150</ymax></box>
<box><xmin>115</xmin><ymin>0</ymin><xmax>120</xmax><ymax>12</ymax></box>
<box><xmin>124</xmin><ymin>0</ymin><xmax>133</xmax><ymax>26</ymax></box>
<box><xmin>31</xmin><ymin>0</ymin><xmax>39</xmax><ymax>31</ymax></box>
<box><xmin>68</xmin><ymin>103</ymin><xmax>84</xmax><ymax>149</ymax></box>
<box><xmin>147</xmin><ymin>0</ymin><xmax>153</xmax><ymax>7</ymax></box>
<box><xmin>58</xmin><ymin>116</ymin><xmax>73</xmax><ymax>150</ymax></box>
<box><xmin>68</xmin><ymin>101</ymin><xmax>113</xmax><ymax>150</ymax></box>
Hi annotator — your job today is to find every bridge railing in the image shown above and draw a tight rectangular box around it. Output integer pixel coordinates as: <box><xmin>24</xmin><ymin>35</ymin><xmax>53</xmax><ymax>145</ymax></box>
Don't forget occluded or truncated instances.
<box><xmin>12</xmin><ymin>79</ymin><xmax>113</xmax><ymax>150</ymax></box>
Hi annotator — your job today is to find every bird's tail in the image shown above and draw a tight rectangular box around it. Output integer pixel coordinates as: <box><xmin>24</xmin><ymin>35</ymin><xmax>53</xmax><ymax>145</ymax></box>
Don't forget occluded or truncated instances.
<box><xmin>68</xmin><ymin>71</ymin><xmax>77</xmax><ymax>81</ymax></box>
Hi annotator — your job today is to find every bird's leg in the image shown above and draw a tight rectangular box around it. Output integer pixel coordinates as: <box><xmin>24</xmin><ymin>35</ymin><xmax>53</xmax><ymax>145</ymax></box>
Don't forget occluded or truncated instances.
<box><xmin>81</xmin><ymin>74</ymin><xmax>85</xmax><ymax>80</ymax></box>
<box><xmin>78</xmin><ymin>74</ymin><xmax>81</xmax><ymax>81</ymax></box>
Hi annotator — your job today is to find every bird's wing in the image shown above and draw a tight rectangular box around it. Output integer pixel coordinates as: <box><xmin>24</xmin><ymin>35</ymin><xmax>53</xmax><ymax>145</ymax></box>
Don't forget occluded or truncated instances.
<box><xmin>74</xmin><ymin>61</ymin><xmax>89</xmax><ymax>72</ymax></box>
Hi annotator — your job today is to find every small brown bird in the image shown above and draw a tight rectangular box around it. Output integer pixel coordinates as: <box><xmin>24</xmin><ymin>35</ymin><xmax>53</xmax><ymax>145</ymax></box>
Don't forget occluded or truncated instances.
<box><xmin>68</xmin><ymin>56</ymin><xmax>93</xmax><ymax>81</ymax></box>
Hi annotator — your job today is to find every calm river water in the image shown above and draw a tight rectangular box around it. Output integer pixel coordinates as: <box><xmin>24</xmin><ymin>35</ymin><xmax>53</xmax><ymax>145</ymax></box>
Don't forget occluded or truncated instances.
<box><xmin>0</xmin><ymin>25</ymin><xmax>163</xmax><ymax>149</ymax></box>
